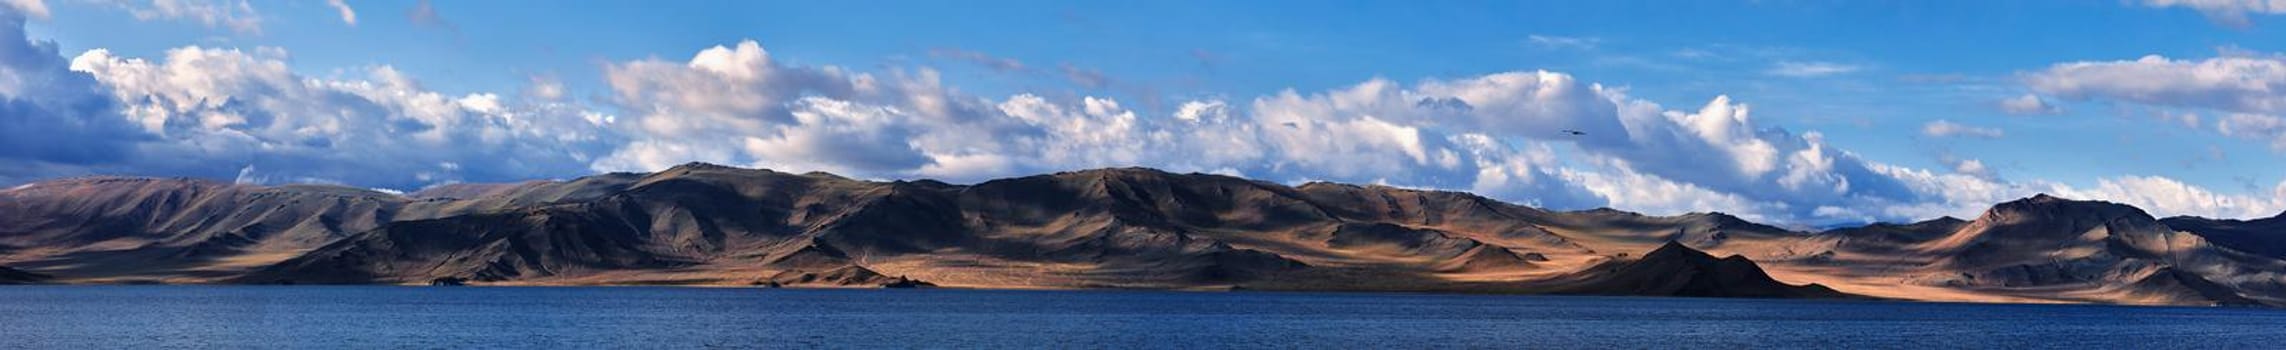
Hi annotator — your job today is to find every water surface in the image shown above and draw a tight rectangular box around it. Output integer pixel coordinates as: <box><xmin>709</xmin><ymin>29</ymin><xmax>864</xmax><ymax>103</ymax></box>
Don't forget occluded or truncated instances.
<box><xmin>1</xmin><ymin>286</ymin><xmax>2280</xmax><ymax>349</ymax></box>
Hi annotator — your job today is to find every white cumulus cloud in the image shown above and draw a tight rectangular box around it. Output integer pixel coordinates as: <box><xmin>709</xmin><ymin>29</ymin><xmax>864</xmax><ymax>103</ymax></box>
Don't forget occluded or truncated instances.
<box><xmin>7</xmin><ymin>28</ymin><xmax>2286</xmax><ymax>226</ymax></box>
<box><xmin>2052</xmin><ymin>175</ymin><xmax>2286</xmax><ymax>219</ymax></box>
<box><xmin>3</xmin><ymin>0</ymin><xmax>46</xmax><ymax>19</ymax></box>
<box><xmin>1998</xmin><ymin>94</ymin><xmax>2062</xmax><ymax>115</ymax></box>
<box><xmin>583</xmin><ymin>40</ymin><xmax>1964</xmax><ymax>224</ymax></box>
<box><xmin>63</xmin><ymin>43</ymin><xmax>616</xmax><ymax>189</ymax></box>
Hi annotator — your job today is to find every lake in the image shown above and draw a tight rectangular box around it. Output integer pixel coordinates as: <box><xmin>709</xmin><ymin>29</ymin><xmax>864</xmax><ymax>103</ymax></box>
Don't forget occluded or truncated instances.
<box><xmin>0</xmin><ymin>286</ymin><xmax>2280</xmax><ymax>349</ymax></box>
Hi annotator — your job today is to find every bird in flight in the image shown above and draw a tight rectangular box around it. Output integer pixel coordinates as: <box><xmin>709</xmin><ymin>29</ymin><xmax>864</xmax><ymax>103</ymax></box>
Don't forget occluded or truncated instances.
<box><xmin>1560</xmin><ymin>129</ymin><xmax>1586</xmax><ymax>136</ymax></box>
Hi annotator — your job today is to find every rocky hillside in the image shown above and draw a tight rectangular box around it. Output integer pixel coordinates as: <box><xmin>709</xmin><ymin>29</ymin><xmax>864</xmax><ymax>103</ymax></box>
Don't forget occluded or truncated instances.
<box><xmin>5</xmin><ymin>164</ymin><xmax>2285</xmax><ymax>306</ymax></box>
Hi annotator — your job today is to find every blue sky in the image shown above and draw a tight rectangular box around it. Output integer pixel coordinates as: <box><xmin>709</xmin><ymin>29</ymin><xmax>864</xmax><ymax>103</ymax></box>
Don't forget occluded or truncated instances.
<box><xmin>6</xmin><ymin>0</ymin><xmax>2286</xmax><ymax>226</ymax></box>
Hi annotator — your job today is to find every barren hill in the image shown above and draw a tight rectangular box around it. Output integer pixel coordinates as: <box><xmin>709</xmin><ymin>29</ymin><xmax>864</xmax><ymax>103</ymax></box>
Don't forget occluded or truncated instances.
<box><xmin>6</xmin><ymin>164</ymin><xmax>2285</xmax><ymax>306</ymax></box>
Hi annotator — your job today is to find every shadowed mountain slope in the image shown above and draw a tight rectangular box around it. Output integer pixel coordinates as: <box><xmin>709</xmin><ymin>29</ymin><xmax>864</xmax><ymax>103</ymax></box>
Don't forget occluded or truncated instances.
<box><xmin>7</xmin><ymin>165</ymin><xmax>2286</xmax><ymax>306</ymax></box>
<box><xmin>1556</xmin><ymin>241</ymin><xmax>1850</xmax><ymax>299</ymax></box>
<box><xmin>0</xmin><ymin>265</ymin><xmax>48</xmax><ymax>284</ymax></box>
<box><xmin>1803</xmin><ymin>194</ymin><xmax>2285</xmax><ymax>306</ymax></box>
<box><xmin>2163</xmin><ymin>213</ymin><xmax>2286</xmax><ymax>260</ymax></box>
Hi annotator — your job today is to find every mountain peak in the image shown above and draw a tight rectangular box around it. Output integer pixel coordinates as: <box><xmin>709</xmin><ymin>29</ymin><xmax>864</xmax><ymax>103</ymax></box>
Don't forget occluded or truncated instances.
<box><xmin>1641</xmin><ymin>240</ymin><xmax>1711</xmax><ymax>261</ymax></box>
<box><xmin>1909</xmin><ymin>216</ymin><xmax>1969</xmax><ymax>229</ymax></box>
<box><xmin>1572</xmin><ymin>207</ymin><xmax>1639</xmax><ymax>216</ymax></box>
<box><xmin>1904</xmin><ymin>216</ymin><xmax>1966</xmax><ymax>225</ymax></box>
<box><xmin>1983</xmin><ymin>193</ymin><xmax>2152</xmax><ymax>223</ymax></box>
<box><xmin>1558</xmin><ymin>240</ymin><xmax>1851</xmax><ymax>299</ymax></box>
<box><xmin>1295</xmin><ymin>181</ymin><xmax>1360</xmax><ymax>190</ymax></box>
<box><xmin>1683</xmin><ymin>211</ymin><xmax>1748</xmax><ymax>224</ymax></box>
<box><xmin>800</xmin><ymin>171</ymin><xmax>851</xmax><ymax>180</ymax></box>
<box><xmin>665</xmin><ymin>161</ymin><xmax>747</xmax><ymax>172</ymax></box>
<box><xmin>1059</xmin><ymin>166</ymin><xmax>1179</xmax><ymax>178</ymax></box>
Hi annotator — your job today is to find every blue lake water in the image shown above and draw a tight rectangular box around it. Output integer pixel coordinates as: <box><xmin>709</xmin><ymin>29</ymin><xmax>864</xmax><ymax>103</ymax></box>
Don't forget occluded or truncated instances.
<box><xmin>0</xmin><ymin>286</ymin><xmax>2281</xmax><ymax>349</ymax></box>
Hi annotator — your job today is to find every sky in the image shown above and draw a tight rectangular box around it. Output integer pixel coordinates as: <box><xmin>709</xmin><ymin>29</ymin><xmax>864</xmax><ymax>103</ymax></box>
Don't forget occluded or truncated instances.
<box><xmin>5</xmin><ymin>0</ymin><xmax>2286</xmax><ymax>227</ymax></box>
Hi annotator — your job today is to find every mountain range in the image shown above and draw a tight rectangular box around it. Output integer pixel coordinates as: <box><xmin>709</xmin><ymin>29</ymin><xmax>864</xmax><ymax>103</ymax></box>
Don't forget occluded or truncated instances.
<box><xmin>3</xmin><ymin>163</ymin><xmax>2281</xmax><ymax>307</ymax></box>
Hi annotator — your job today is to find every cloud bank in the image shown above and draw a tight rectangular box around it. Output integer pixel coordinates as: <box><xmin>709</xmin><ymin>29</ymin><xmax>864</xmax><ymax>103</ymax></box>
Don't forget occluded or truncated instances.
<box><xmin>2</xmin><ymin>10</ymin><xmax>2280</xmax><ymax>225</ymax></box>
<box><xmin>100</xmin><ymin>0</ymin><xmax>263</xmax><ymax>33</ymax></box>
<box><xmin>2030</xmin><ymin>54</ymin><xmax>2286</xmax><ymax>152</ymax></box>
<box><xmin>2142</xmin><ymin>0</ymin><xmax>2286</xmax><ymax>28</ymax></box>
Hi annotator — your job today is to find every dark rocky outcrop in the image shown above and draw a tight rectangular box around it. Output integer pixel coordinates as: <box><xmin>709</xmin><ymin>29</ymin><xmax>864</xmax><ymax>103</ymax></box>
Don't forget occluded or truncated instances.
<box><xmin>1556</xmin><ymin>241</ymin><xmax>1851</xmax><ymax>299</ymax></box>
<box><xmin>0</xmin><ymin>266</ymin><xmax>49</xmax><ymax>284</ymax></box>
<box><xmin>763</xmin><ymin>265</ymin><xmax>934</xmax><ymax>288</ymax></box>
